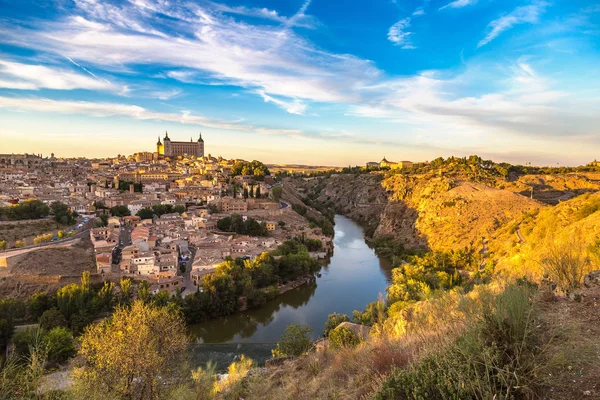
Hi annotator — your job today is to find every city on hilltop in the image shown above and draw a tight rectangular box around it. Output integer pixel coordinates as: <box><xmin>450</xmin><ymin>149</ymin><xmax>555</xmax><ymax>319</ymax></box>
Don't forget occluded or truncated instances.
<box><xmin>0</xmin><ymin>131</ymin><xmax>334</xmax><ymax>298</ymax></box>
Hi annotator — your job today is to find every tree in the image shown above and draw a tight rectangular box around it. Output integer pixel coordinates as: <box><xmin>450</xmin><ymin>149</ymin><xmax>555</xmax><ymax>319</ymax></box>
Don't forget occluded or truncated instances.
<box><xmin>271</xmin><ymin>186</ymin><xmax>283</xmax><ymax>202</ymax></box>
<box><xmin>28</xmin><ymin>292</ymin><xmax>54</xmax><ymax>321</ymax></box>
<box><xmin>15</xmin><ymin>240</ymin><xmax>25</xmax><ymax>248</ymax></box>
<box><xmin>110</xmin><ymin>206</ymin><xmax>130</xmax><ymax>217</ymax></box>
<box><xmin>75</xmin><ymin>301</ymin><xmax>187</xmax><ymax>400</ymax></box>
<box><xmin>51</xmin><ymin>201</ymin><xmax>77</xmax><ymax>225</ymax></box>
<box><xmin>323</xmin><ymin>313</ymin><xmax>350</xmax><ymax>337</ymax></box>
<box><xmin>256</xmin><ymin>186</ymin><xmax>261</xmax><ymax>198</ymax></box>
<box><xmin>173</xmin><ymin>205</ymin><xmax>185</xmax><ymax>214</ymax></box>
<box><xmin>39</xmin><ymin>307</ymin><xmax>68</xmax><ymax>331</ymax></box>
<box><xmin>272</xmin><ymin>324</ymin><xmax>313</xmax><ymax>357</ymax></box>
<box><xmin>0</xmin><ymin>240</ymin><xmax>7</xmax><ymax>251</ymax></box>
<box><xmin>243</xmin><ymin>187</ymin><xmax>249</xmax><ymax>199</ymax></box>
<box><xmin>328</xmin><ymin>326</ymin><xmax>361</xmax><ymax>350</ymax></box>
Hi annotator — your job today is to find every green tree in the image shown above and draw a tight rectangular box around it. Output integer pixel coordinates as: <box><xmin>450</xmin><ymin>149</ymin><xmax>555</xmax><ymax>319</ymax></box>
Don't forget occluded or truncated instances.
<box><xmin>28</xmin><ymin>292</ymin><xmax>54</xmax><ymax>321</ymax></box>
<box><xmin>271</xmin><ymin>185</ymin><xmax>283</xmax><ymax>202</ymax></box>
<box><xmin>39</xmin><ymin>307</ymin><xmax>68</xmax><ymax>331</ymax></box>
<box><xmin>51</xmin><ymin>201</ymin><xmax>77</xmax><ymax>225</ymax></box>
<box><xmin>323</xmin><ymin>313</ymin><xmax>350</xmax><ymax>337</ymax></box>
<box><xmin>272</xmin><ymin>324</ymin><xmax>313</xmax><ymax>357</ymax></box>
<box><xmin>110</xmin><ymin>205</ymin><xmax>131</xmax><ymax>217</ymax></box>
<box><xmin>255</xmin><ymin>186</ymin><xmax>261</xmax><ymax>198</ymax></box>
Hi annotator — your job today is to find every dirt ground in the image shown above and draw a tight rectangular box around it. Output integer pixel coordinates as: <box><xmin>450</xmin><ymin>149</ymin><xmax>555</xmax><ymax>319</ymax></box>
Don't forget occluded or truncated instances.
<box><xmin>539</xmin><ymin>286</ymin><xmax>600</xmax><ymax>399</ymax></box>
<box><xmin>10</xmin><ymin>237</ymin><xmax>95</xmax><ymax>276</ymax></box>
<box><xmin>0</xmin><ymin>218</ymin><xmax>68</xmax><ymax>247</ymax></box>
<box><xmin>0</xmin><ymin>237</ymin><xmax>95</xmax><ymax>298</ymax></box>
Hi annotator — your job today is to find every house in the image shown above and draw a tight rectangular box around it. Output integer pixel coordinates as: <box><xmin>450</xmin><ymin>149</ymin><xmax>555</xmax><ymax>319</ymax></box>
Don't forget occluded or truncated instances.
<box><xmin>95</xmin><ymin>253</ymin><xmax>112</xmax><ymax>274</ymax></box>
<box><xmin>265</xmin><ymin>221</ymin><xmax>277</xmax><ymax>231</ymax></box>
<box><xmin>150</xmin><ymin>275</ymin><xmax>183</xmax><ymax>295</ymax></box>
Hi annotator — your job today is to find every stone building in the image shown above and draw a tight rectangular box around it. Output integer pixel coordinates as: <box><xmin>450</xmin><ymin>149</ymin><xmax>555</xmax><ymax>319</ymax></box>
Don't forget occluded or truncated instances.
<box><xmin>157</xmin><ymin>131</ymin><xmax>204</xmax><ymax>158</ymax></box>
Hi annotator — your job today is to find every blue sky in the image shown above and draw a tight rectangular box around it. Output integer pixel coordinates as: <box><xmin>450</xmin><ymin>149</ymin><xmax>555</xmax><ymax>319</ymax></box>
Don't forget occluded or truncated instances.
<box><xmin>0</xmin><ymin>0</ymin><xmax>598</xmax><ymax>165</ymax></box>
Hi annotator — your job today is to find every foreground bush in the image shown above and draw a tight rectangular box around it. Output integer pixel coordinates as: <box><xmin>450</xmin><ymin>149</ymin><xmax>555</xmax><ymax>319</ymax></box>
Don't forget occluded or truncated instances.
<box><xmin>376</xmin><ymin>283</ymin><xmax>541</xmax><ymax>400</ymax></box>
<box><xmin>73</xmin><ymin>301</ymin><xmax>187</xmax><ymax>400</ymax></box>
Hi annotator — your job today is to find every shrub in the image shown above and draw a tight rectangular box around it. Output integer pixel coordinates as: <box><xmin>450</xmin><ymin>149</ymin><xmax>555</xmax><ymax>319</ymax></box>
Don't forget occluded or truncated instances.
<box><xmin>329</xmin><ymin>326</ymin><xmax>361</xmax><ymax>350</ymax></box>
<box><xmin>323</xmin><ymin>313</ymin><xmax>350</xmax><ymax>337</ymax></box>
<box><xmin>376</xmin><ymin>283</ymin><xmax>540</xmax><ymax>400</ymax></box>
<box><xmin>541</xmin><ymin>241</ymin><xmax>592</xmax><ymax>292</ymax></box>
<box><xmin>272</xmin><ymin>324</ymin><xmax>313</xmax><ymax>357</ymax></box>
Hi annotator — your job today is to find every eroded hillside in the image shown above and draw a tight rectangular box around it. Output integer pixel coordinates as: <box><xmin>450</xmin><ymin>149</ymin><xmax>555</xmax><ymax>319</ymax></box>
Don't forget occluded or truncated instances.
<box><xmin>285</xmin><ymin>172</ymin><xmax>544</xmax><ymax>252</ymax></box>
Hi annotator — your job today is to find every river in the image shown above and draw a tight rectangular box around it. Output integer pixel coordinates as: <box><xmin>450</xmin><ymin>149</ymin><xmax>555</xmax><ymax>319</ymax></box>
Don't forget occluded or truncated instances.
<box><xmin>189</xmin><ymin>215</ymin><xmax>393</xmax><ymax>348</ymax></box>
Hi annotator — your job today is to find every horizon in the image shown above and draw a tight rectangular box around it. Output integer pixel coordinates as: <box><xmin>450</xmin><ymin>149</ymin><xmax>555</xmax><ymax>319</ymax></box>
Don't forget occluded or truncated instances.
<box><xmin>0</xmin><ymin>0</ymin><xmax>599</xmax><ymax>165</ymax></box>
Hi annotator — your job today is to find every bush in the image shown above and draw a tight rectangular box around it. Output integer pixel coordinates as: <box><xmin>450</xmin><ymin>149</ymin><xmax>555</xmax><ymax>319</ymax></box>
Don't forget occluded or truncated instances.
<box><xmin>40</xmin><ymin>307</ymin><xmax>69</xmax><ymax>330</ymax></box>
<box><xmin>323</xmin><ymin>313</ymin><xmax>350</xmax><ymax>337</ymax></box>
<box><xmin>541</xmin><ymin>241</ymin><xmax>592</xmax><ymax>292</ymax></box>
<box><xmin>376</xmin><ymin>284</ymin><xmax>540</xmax><ymax>400</ymax></box>
<box><xmin>272</xmin><ymin>324</ymin><xmax>313</xmax><ymax>357</ymax></box>
<box><xmin>328</xmin><ymin>326</ymin><xmax>361</xmax><ymax>350</ymax></box>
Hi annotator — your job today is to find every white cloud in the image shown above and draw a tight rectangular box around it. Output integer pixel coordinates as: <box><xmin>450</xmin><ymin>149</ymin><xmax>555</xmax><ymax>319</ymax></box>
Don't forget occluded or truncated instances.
<box><xmin>0</xmin><ymin>96</ymin><xmax>252</xmax><ymax>131</ymax></box>
<box><xmin>0</xmin><ymin>0</ymin><xmax>376</xmax><ymax>104</ymax></box>
<box><xmin>150</xmin><ymin>89</ymin><xmax>182</xmax><ymax>100</ymax></box>
<box><xmin>388</xmin><ymin>18</ymin><xmax>416</xmax><ymax>49</ymax></box>
<box><xmin>439</xmin><ymin>0</ymin><xmax>477</xmax><ymax>11</ymax></box>
<box><xmin>257</xmin><ymin>91</ymin><xmax>307</xmax><ymax>115</ymax></box>
<box><xmin>346</xmin><ymin>62</ymin><xmax>599</xmax><ymax>143</ymax></box>
<box><xmin>0</xmin><ymin>59</ymin><xmax>119</xmax><ymax>91</ymax></box>
<box><xmin>478</xmin><ymin>1</ymin><xmax>549</xmax><ymax>47</ymax></box>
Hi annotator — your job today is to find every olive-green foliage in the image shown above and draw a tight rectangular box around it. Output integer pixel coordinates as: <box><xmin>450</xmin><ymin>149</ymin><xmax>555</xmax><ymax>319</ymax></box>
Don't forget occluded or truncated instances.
<box><xmin>39</xmin><ymin>308</ymin><xmax>68</xmax><ymax>331</ymax></box>
<box><xmin>182</xmin><ymin>245</ymin><xmax>319</xmax><ymax>324</ymax></box>
<box><xmin>51</xmin><ymin>201</ymin><xmax>77</xmax><ymax>225</ymax></box>
<box><xmin>386</xmin><ymin>251</ymin><xmax>468</xmax><ymax>307</ymax></box>
<box><xmin>323</xmin><ymin>313</ymin><xmax>350</xmax><ymax>337</ymax></box>
<box><xmin>272</xmin><ymin>324</ymin><xmax>313</xmax><ymax>357</ymax></box>
<box><xmin>230</xmin><ymin>160</ymin><xmax>270</xmax><ymax>180</ymax></box>
<box><xmin>377</xmin><ymin>284</ymin><xmax>541</xmax><ymax>400</ymax></box>
<box><xmin>328</xmin><ymin>326</ymin><xmax>361</xmax><ymax>350</ymax></box>
<box><xmin>0</xmin><ymin>297</ymin><xmax>26</xmax><ymax>351</ymax></box>
<box><xmin>109</xmin><ymin>205</ymin><xmax>131</xmax><ymax>217</ymax></box>
<box><xmin>0</xmin><ymin>199</ymin><xmax>50</xmax><ymax>220</ymax></box>
<box><xmin>12</xmin><ymin>326</ymin><xmax>75</xmax><ymax>365</ymax></box>
<box><xmin>216</xmin><ymin>214</ymin><xmax>268</xmax><ymax>236</ymax></box>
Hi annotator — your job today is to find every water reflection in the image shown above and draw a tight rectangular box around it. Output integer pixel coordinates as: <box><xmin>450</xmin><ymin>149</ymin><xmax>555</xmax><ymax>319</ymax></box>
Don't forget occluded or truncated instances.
<box><xmin>189</xmin><ymin>215</ymin><xmax>393</xmax><ymax>343</ymax></box>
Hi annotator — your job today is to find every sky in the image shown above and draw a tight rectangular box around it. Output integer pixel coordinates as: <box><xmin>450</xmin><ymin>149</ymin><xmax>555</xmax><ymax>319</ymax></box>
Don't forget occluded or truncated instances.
<box><xmin>0</xmin><ymin>0</ymin><xmax>598</xmax><ymax>166</ymax></box>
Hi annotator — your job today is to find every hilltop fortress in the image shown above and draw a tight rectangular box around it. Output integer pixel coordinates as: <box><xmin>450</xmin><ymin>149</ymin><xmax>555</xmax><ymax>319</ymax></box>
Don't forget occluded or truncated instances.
<box><xmin>157</xmin><ymin>131</ymin><xmax>204</xmax><ymax>159</ymax></box>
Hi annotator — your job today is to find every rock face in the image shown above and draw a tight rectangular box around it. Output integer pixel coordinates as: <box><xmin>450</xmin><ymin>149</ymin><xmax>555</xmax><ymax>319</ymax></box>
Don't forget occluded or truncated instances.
<box><xmin>285</xmin><ymin>172</ymin><xmax>542</xmax><ymax>252</ymax></box>
<box><xmin>584</xmin><ymin>270</ymin><xmax>600</xmax><ymax>288</ymax></box>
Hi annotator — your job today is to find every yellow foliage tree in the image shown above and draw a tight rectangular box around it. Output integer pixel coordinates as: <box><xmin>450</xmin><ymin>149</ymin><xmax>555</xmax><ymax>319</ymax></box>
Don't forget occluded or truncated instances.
<box><xmin>73</xmin><ymin>301</ymin><xmax>187</xmax><ymax>400</ymax></box>
<box><xmin>15</xmin><ymin>240</ymin><xmax>25</xmax><ymax>248</ymax></box>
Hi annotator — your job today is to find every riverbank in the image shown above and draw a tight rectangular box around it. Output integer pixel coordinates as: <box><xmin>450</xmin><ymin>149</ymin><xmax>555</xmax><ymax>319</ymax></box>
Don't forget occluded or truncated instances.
<box><xmin>189</xmin><ymin>215</ymin><xmax>393</xmax><ymax>344</ymax></box>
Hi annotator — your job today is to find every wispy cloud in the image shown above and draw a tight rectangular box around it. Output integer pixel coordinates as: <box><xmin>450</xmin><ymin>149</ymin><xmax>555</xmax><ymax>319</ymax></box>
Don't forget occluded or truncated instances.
<box><xmin>388</xmin><ymin>18</ymin><xmax>416</xmax><ymax>49</ymax></box>
<box><xmin>0</xmin><ymin>59</ymin><xmax>120</xmax><ymax>91</ymax></box>
<box><xmin>478</xmin><ymin>1</ymin><xmax>549</xmax><ymax>47</ymax></box>
<box><xmin>257</xmin><ymin>91</ymin><xmax>307</xmax><ymax>115</ymax></box>
<box><xmin>0</xmin><ymin>96</ymin><xmax>254</xmax><ymax>131</ymax></box>
<box><xmin>439</xmin><ymin>0</ymin><xmax>477</xmax><ymax>11</ymax></box>
<box><xmin>0</xmin><ymin>0</ymin><xmax>375</xmax><ymax>104</ymax></box>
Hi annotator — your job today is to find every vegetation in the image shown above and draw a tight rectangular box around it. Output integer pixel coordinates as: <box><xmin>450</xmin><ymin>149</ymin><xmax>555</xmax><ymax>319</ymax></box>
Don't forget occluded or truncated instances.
<box><xmin>328</xmin><ymin>326</ymin><xmax>361</xmax><ymax>350</ymax></box>
<box><xmin>117</xmin><ymin>180</ymin><xmax>143</xmax><ymax>193</ymax></box>
<box><xmin>216</xmin><ymin>213</ymin><xmax>268</xmax><ymax>236</ymax></box>
<box><xmin>74</xmin><ymin>301</ymin><xmax>187</xmax><ymax>400</ymax></box>
<box><xmin>136</xmin><ymin>204</ymin><xmax>185</xmax><ymax>219</ymax></box>
<box><xmin>230</xmin><ymin>160</ymin><xmax>270</xmax><ymax>180</ymax></box>
<box><xmin>183</xmin><ymin>241</ymin><xmax>319</xmax><ymax>324</ymax></box>
<box><xmin>377</xmin><ymin>283</ymin><xmax>542</xmax><ymax>400</ymax></box>
<box><xmin>0</xmin><ymin>199</ymin><xmax>50</xmax><ymax>220</ymax></box>
<box><xmin>50</xmin><ymin>201</ymin><xmax>77</xmax><ymax>225</ymax></box>
<box><xmin>272</xmin><ymin>324</ymin><xmax>314</xmax><ymax>357</ymax></box>
<box><xmin>271</xmin><ymin>185</ymin><xmax>282</xmax><ymax>202</ymax></box>
<box><xmin>110</xmin><ymin>205</ymin><xmax>131</xmax><ymax>217</ymax></box>
<box><xmin>323</xmin><ymin>313</ymin><xmax>350</xmax><ymax>337</ymax></box>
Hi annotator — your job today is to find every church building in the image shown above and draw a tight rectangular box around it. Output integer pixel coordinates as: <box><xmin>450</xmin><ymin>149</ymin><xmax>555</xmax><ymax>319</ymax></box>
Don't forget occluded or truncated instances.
<box><xmin>156</xmin><ymin>131</ymin><xmax>204</xmax><ymax>158</ymax></box>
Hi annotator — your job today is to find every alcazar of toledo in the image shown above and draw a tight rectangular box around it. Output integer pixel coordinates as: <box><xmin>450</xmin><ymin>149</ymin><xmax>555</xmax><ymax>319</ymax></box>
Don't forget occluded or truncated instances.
<box><xmin>157</xmin><ymin>131</ymin><xmax>204</xmax><ymax>159</ymax></box>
